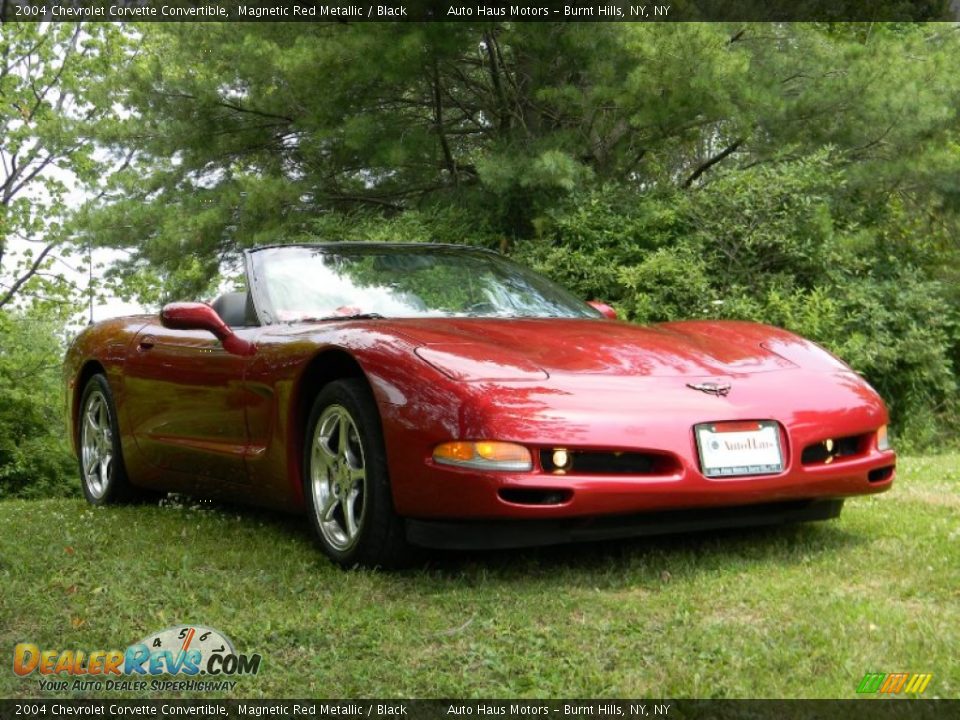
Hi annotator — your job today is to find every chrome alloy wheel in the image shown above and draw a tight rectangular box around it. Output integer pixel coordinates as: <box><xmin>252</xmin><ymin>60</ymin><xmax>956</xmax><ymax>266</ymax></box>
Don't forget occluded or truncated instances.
<box><xmin>80</xmin><ymin>389</ymin><xmax>113</xmax><ymax>499</ymax></box>
<box><xmin>310</xmin><ymin>404</ymin><xmax>368</xmax><ymax>551</ymax></box>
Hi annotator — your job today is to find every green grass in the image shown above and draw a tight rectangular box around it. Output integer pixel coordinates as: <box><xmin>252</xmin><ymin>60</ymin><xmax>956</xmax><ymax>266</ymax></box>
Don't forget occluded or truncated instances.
<box><xmin>1</xmin><ymin>454</ymin><xmax>958</xmax><ymax>699</ymax></box>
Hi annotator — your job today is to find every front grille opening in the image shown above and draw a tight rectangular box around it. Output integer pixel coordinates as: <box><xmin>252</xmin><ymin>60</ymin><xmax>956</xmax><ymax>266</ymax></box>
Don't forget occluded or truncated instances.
<box><xmin>498</xmin><ymin>488</ymin><xmax>573</xmax><ymax>506</ymax></box>
<box><xmin>801</xmin><ymin>434</ymin><xmax>866</xmax><ymax>465</ymax></box>
<box><xmin>868</xmin><ymin>466</ymin><xmax>895</xmax><ymax>483</ymax></box>
<box><xmin>539</xmin><ymin>449</ymin><xmax>679</xmax><ymax>475</ymax></box>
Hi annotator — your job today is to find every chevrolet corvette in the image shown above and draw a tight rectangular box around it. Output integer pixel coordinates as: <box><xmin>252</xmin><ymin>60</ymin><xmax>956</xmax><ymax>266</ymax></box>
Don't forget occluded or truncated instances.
<box><xmin>64</xmin><ymin>243</ymin><xmax>896</xmax><ymax>567</ymax></box>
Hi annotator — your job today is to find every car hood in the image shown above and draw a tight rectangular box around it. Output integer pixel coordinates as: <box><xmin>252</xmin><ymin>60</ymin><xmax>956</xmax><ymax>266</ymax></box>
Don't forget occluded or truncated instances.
<box><xmin>382</xmin><ymin>317</ymin><xmax>804</xmax><ymax>380</ymax></box>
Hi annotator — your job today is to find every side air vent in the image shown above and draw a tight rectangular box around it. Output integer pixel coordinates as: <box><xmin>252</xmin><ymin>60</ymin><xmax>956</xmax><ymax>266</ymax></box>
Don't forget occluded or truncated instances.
<box><xmin>868</xmin><ymin>466</ymin><xmax>895</xmax><ymax>483</ymax></box>
<box><xmin>498</xmin><ymin>488</ymin><xmax>573</xmax><ymax>506</ymax></box>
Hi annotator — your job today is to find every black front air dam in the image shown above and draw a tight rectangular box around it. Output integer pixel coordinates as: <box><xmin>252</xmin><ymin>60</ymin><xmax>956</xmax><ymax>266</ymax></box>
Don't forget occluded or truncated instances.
<box><xmin>405</xmin><ymin>499</ymin><xmax>844</xmax><ymax>550</ymax></box>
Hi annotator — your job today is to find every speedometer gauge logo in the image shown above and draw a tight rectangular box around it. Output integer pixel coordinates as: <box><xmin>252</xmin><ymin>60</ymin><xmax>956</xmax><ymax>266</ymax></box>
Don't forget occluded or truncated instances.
<box><xmin>129</xmin><ymin>625</ymin><xmax>257</xmax><ymax>676</ymax></box>
<box><xmin>138</xmin><ymin>625</ymin><xmax>235</xmax><ymax>660</ymax></box>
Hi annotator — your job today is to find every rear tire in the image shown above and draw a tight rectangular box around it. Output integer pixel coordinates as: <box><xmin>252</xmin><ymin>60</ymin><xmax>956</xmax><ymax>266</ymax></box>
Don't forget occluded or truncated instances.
<box><xmin>303</xmin><ymin>379</ymin><xmax>412</xmax><ymax>568</ymax></box>
<box><xmin>77</xmin><ymin>374</ymin><xmax>140</xmax><ymax>505</ymax></box>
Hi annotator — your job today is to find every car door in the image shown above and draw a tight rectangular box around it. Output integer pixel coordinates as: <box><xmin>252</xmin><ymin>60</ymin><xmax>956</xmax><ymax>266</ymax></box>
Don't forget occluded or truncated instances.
<box><xmin>122</xmin><ymin>321</ymin><xmax>257</xmax><ymax>486</ymax></box>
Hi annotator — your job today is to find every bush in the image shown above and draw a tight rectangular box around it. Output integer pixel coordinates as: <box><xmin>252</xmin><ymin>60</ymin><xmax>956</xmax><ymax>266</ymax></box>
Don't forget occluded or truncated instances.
<box><xmin>515</xmin><ymin>156</ymin><xmax>960</xmax><ymax>451</ymax></box>
<box><xmin>0</xmin><ymin>311</ymin><xmax>78</xmax><ymax>499</ymax></box>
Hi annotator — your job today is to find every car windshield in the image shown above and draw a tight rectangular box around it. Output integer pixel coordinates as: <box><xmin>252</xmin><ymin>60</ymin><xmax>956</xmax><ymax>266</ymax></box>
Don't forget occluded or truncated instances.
<box><xmin>250</xmin><ymin>245</ymin><xmax>600</xmax><ymax>322</ymax></box>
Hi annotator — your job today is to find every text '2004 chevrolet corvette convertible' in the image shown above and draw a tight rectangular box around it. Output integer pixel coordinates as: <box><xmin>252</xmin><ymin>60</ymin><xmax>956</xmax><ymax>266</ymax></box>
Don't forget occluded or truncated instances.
<box><xmin>64</xmin><ymin>243</ymin><xmax>896</xmax><ymax>567</ymax></box>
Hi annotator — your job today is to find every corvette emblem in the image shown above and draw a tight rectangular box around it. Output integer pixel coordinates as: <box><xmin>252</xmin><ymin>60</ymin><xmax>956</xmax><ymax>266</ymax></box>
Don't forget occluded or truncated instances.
<box><xmin>687</xmin><ymin>381</ymin><xmax>732</xmax><ymax>397</ymax></box>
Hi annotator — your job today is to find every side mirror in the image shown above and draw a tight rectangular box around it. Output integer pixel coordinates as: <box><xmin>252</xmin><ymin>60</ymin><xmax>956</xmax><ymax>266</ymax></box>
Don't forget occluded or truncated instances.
<box><xmin>160</xmin><ymin>302</ymin><xmax>257</xmax><ymax>357</ymax></box>
<box><xmin>587</xmin><ymin>300</ymin><xmax>618</xmax><ymax>320</ymax></box>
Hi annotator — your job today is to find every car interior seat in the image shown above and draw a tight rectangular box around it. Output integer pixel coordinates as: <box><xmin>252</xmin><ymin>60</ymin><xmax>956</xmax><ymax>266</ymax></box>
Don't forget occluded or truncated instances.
<box><xmin>211</xmin><ymin>291</ymin><xmax>258</xmax><ymax>327</ymax></box>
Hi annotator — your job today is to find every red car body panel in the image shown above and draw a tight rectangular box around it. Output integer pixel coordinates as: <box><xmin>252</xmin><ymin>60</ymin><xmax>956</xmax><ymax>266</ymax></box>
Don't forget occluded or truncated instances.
<box><xmin>63</xmin><ymin>246</ymin><xmax>895</xmax><ymax>548</ymax></box>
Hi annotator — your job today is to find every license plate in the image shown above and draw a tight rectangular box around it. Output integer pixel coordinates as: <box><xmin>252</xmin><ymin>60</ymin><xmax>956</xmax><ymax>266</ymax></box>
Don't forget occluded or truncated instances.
<box><xmin>695</xmin><ymin>421</ymin><xmax>784</xmax><ymax>478</ymax></box>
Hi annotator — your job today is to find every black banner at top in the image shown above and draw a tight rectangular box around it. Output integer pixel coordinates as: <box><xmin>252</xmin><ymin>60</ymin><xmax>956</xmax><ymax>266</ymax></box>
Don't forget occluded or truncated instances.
<box><xmin>1</xmin><ymin>0</ymin><xmax>958</xmax><ymax>22</ymax></box>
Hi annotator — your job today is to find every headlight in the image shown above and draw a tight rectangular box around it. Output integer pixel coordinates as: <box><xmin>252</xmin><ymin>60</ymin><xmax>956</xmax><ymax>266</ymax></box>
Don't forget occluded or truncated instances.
<box><xmin>877</xmin><ymin>425</ymin><xmax>891</xmax><ymax>451</ymax></box>
<box><xmin>433</xmin><ymin>441</ymin><xmax>532</xmax><ymax>471</ymax></box>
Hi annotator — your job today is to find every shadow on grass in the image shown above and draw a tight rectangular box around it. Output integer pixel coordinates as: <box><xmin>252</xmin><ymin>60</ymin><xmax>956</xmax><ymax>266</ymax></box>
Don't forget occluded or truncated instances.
<box><xmin>145</xmin><ymin>493</ymin><xmax>868</xmax><ymax>589</ymax></box>
<box><xmin>418</xmin><ymin>522</ymin><xmax>867</xmax><ymax>585</ymax></box>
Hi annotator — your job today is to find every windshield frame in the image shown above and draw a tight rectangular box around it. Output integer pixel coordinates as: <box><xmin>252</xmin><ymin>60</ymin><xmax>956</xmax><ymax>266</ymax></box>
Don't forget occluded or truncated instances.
<box><xmin>244</xmin><ymin>242</ymin><xmax>602</xmax><ymax>326</ymax></box>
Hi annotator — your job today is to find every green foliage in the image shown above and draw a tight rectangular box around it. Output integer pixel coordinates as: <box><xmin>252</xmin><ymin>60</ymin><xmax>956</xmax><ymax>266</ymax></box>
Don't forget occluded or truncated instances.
<box><xmin>0</xmin><ymin>24</ymin><xmax>131</xmax><ymax>313</ymax></box>
<box><xmin>79</xmin><ymin>24</ymin><xmax>949</xmax><ymax>267</ymax></box>
<box><xmin>0</xmin><ymin>310</ymin><xmax>76</xmax><ymax>499</ymax></box>
<box><xmin>300</xmin><ymin>205</ymin><xmax>501</xmax><ymax>248</ymax></box>
<box><xmin>516</xmin><ymin>154</ymin><xmax>960</xmax><ymax>449</ymax></box>
<box><xmin>0</xmin><ymin>25</ymin><xmax>125</xmax><ymax>497</ymax></box>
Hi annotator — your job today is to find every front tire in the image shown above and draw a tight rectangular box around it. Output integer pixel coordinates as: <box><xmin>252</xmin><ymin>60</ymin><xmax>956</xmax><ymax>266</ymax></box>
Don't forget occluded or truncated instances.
<box><xmin>77</xmin><ymin>373</ymin><xmax>136</xmax><ymax>504</ymax></box>
<box><xmin>303</xmin><ymin>379</ymin><xmax>411</xmax><ymax>568</ymax></box>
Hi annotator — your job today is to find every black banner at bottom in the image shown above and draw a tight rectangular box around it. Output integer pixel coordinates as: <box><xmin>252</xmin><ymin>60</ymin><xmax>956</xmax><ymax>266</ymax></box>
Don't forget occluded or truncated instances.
<box><xmin>0</xmin><ymin>700</ymin><xmax>956</xmax><ymax>720</ymax></box>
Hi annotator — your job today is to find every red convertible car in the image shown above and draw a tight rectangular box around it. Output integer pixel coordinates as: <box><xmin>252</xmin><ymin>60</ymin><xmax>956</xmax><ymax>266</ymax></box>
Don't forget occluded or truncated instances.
<box><xmin>64</xmin><ymin>243</ymin><xmax>896</xmax><ymax>567</ymax></box>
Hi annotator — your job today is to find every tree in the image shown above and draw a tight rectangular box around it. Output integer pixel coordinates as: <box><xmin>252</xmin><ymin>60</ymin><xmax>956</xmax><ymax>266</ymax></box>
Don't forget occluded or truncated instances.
<box><xmin>0</xmin><ymin>22</ymin><xmax>128</xmax><ymax>312</ymax></box>
<box><xmin>0</xmin><ymin>22</ymin><xmax>130</xmax><ymax>497</ymax></box>
<box><xmin>87</xmin><ymin>23</ymin><xmax>960</xmax><ymax>293</ymax></box>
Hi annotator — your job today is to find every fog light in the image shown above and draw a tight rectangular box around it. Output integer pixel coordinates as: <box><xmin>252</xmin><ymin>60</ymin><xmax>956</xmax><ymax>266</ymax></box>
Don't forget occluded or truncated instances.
<box><xmin>552</xmin><ymin>448</ymin><xmax>570</xmax><ymax>470</ymax></box>
<box><xmin>877</xmin><ymin>425</ymin><xmax>890</xmax><ymax>451</ymax></box>
<box><xmin>433</xmin><ymin>441</ymin><xmax>532</xmax><ymax>472</ymax></box>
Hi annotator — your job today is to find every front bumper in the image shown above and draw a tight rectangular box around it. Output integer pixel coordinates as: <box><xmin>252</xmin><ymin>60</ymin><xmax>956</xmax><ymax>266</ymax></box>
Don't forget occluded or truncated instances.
<box><xmin>397</xmin><ymin>447</ymin><xmax>895</xmax><ymax>519</ymax></box>
<box><xmin>406</xmin><ymin>498</ymin><xmax>845</xmax><ymax>550</ymax></box>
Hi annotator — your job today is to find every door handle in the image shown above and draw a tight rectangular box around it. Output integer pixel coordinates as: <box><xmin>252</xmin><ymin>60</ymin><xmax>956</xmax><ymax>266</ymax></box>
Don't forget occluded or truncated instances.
<box><xmin>138</xmin><ymin>336</ymin><xmax>156</xmax><ymax>351</ymax></box>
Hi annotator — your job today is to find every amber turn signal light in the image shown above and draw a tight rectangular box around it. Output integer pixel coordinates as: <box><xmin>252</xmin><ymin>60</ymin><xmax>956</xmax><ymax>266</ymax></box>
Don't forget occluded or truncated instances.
<box><xmin>877</xmin><ymin>425</ymin><xmax>890</xmax><ymax>451</ymax></box>
<box><xmin>433</xmin><ymin>441</ymin><xmax>532</xmax><ymax>471</ymax></box>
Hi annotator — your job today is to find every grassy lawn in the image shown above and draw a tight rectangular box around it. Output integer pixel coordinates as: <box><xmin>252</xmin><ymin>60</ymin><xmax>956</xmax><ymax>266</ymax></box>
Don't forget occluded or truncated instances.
<box><xmin>1</xmin><ymin>454</ymin><xmax>957</xmax><ymax>700</ymax></box>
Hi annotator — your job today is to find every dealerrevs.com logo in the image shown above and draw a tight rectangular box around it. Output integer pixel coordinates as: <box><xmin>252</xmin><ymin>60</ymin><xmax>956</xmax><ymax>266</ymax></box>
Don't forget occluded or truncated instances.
<box><xmin>13</xmin><ymin>625</ymin><xmax>261</xmax><ymax>693</ymax></box>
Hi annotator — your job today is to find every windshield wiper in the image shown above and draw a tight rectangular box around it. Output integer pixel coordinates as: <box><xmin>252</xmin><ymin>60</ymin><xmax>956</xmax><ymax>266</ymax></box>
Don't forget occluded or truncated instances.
<box><xmin>296</xmin><ymin>312</ymin><xmax>385</xmax><ymax>323</ymax></box>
